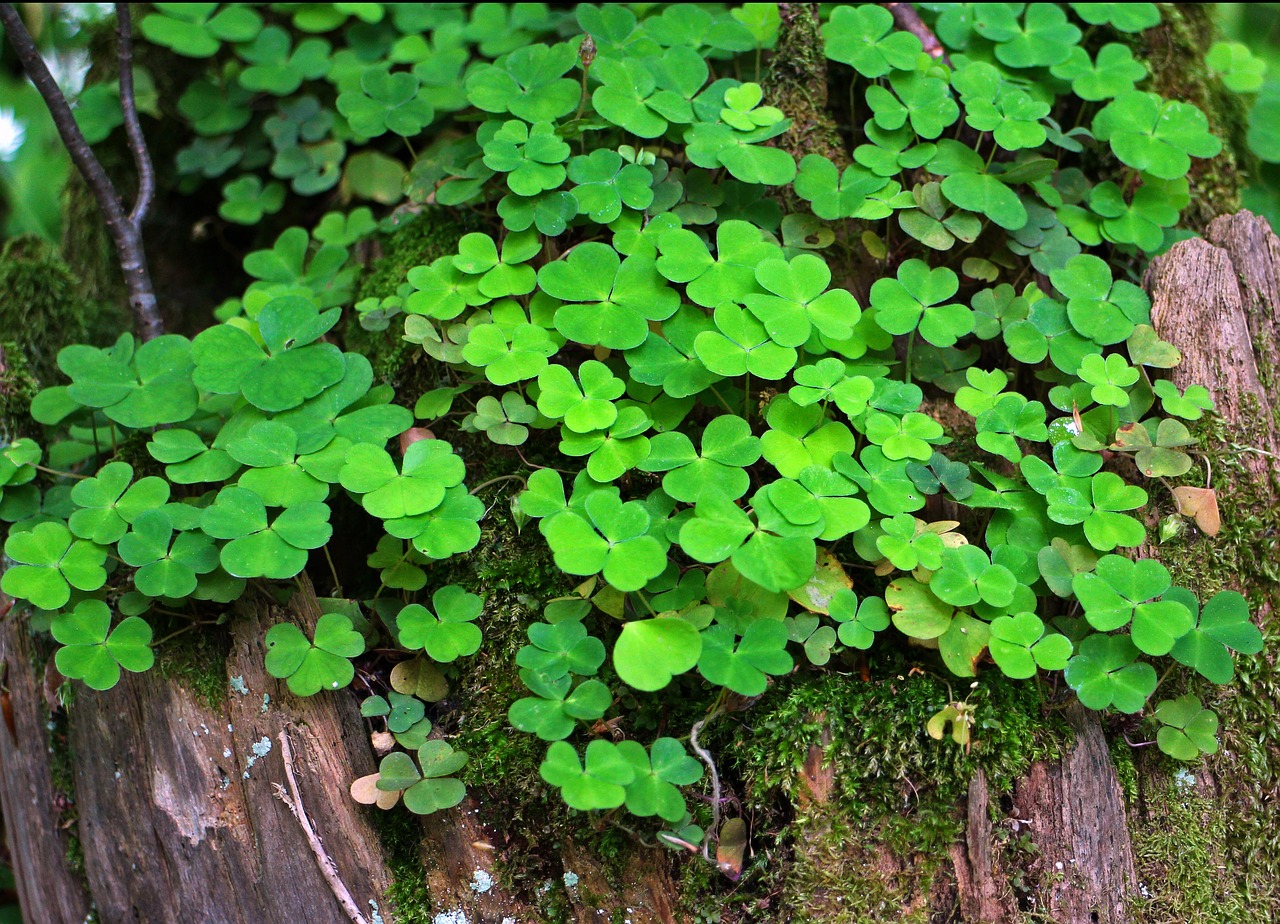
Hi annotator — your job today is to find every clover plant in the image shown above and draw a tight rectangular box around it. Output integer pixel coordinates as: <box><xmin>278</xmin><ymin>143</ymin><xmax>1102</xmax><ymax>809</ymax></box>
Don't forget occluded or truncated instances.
<box><xmin>7</xmin><ymin>1</ymin><xmax>1260</xmax><ymax>847</ymax></box>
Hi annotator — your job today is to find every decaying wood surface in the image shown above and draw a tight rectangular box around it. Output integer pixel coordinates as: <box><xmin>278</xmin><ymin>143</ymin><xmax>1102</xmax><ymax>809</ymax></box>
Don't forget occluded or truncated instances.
<box><xmin>0</xmin><ymin>612</ymin><xmax>92</xmax><ymax>924</ymax></box>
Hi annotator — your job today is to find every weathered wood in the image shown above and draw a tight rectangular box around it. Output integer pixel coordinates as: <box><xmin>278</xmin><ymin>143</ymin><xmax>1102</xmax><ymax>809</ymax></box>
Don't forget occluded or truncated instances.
<box><xmin>950</xmin><ymin>769</ymin><xmax>1013</xmax><ymax>923</ymax></box>
<box><xmin>67</xmin><ymin>575</ymin><xmax>393</xmax><ymax>924</ymax></box>
<box><xmin>0</xmin><ymin>608</ymin><xmax>92</xmax><ymax>924</ymax></box>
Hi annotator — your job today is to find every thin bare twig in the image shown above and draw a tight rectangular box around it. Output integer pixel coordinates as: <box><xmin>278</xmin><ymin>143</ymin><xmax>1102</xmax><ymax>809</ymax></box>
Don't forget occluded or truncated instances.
<box><xmin>115</xmin><ymin>3</ymin><xmax>154</xmax><ymax>227</ymax></box>
<box><xmin>689</xmin><ymin>705</ymin><xmax>723</xmax><ymax>861</ymax></box>
<box><xmin>881</xmin><ymin>2</ymin><xmax>951</xmax><ymax>66</ymax></box>
<box><xmin>273</xmin><ymin>730</ymin><xmax>369</xmax><ymax>924</ymax></box>
<box><xmin>0</xmin><ymin>3</ymin><xmax>162</xmax><ymax>341</ymax></box>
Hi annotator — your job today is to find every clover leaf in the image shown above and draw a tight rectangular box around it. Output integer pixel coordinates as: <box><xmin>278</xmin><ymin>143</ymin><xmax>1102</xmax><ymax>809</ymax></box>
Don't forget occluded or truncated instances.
<box><xmin>469</xmin><ymin>392</ymin><xmax>539</xmax><ymax>446</ymax></box>
<box><xmin>516</xmin><ymin>619</ymin><xmax>606</xmax><ymax>680</ymax></box>
<box><xmin>931</xmin><ymin>545</ymin><xmax>1019</xmax><ymax>608</ymax></box>
<box><xmin>236</xmin><ymin>26</ymin><xmax>331</xmax><ymax>96</ymax></box>
<box><xmin>540</xmin><ymin>739</ymin><xmax>634</xmax><ymax>811</ymax></box>
<box><xmin>1167</xmin><ymin>588</ymin><xmax>1263</xmax><ymax>684</ymax></box>
<box><xmin>52</xmin><ymin>600</ymin><xmax>154</xmax><ymax>691</ymax></box>
<box><xmin>697</xmin><ymin>621</ymin><xmax>792</xmax><ymax>696</ymax></box>
<box><xmin>538</xmin><ymin>244</ymin><xmax>678</xmax><ymax>350</ymax></box>
<box><xmin>466</xmin><ymin>42</ymin><xmax>581</xmax><ymax>122</ymax></box>
<box><xmin>1070</xmin><ymin>3</ymin><xmax>1160</xmax><ymax>32</ymax></box>
<box><xmin>694</xmin><ymin>304</ymin><xmax>798</xmax><ymax>380</ymax></box>
<box><xmin>67</xmin><ymin>462</ymin><xmax>171</xmax><ymax>545</ymax></box>
<box><xmin>952</xmin><ymin>62</ymin><xmax>1050</xmax><ymax>151</ymax></box>
<box><xmin>829</xmin><ymin>589</ymin><xmax>891</xmax><ymax>650</ymax></box>
<box><xmin>508</xmin><ymin>670</ymin><xmax>613</xmax><ymax>740</ymax></box>
<box><xmin>592</xmin><ymin>49</ymin><xmax>706</xmax><ymax>137</ymax></box>
<box><xmin>640</xmin><ymin>414</ymin><xmax>760</xmax><ymax>503</ymax></box>
<box><xmin>1077</xmin><ymin>354</ymin><xmax>1139</xmax><ymax>407</ymax></box>
<box><xmin>397</xmin><ymin>585</ymin><xmax>484</xmax><ymax>663</ymax></box>
<box><xmin>463</xmin><ymin>323</ymin><xmax>557</xmax><ymax>386</ymax></box>
<box><xmin>569</xmin><ymin>148</ymin><xmax>655</xmax><ymax>222</ymax></box>
<box><xmin>1072</xmin><ymin>555</ymin><xmax>1193</xmax><ymax>655</ymax></box>
<box><xmin>264</xmin><ymin>612</ymin><xmax>365</xmax><ymax>696</ymax></box>
<box><xmin>191</xmin><ymin>297</ymin><xmax>345</xmax><ymax>412</ymax></box>
<box><xmin>743</xmin><ymin>255</ymin><xmax>860</xmax><ymax>347</ymax></box>
<box><xmin>885</xmin><ymin>577</ymin><xmax>953</xmax><ymax>639</ymax></box>
<box><xmin>542</xmin><ymin>490</ymin><xmax>667</xmax><ymax>592</ymax></box>
<box><xmin>1046</xmin><ymin>471</ymin><xmax>1148</xmax><ymax>551</ymax></box>
<box><xmin>1051</xmin><ymin>44</ymin><xmax>1148</xmax><ymax>101</ymax></box>
<box><xmin>559</xmin><ymin>406</ymin><xmax>652</xmax><ymax>483</ymax></box>
<box><xmin>1154</xmin><ymin>694</ymin><xmax>1220</xmax><ymax>761</ymax></box>
<box><xmin>452</xmin><ymin>230</ymin><xmax>540</xmax><ymax>299</ymax></box>
<box><xmin>140</xmin><ymin>3</ymin><xmax>263</xmax><ymax>58</ymax></box>
<box><xmin>866</xmin><ymin>71</ymin><xmax>959</xmax><ymax>139</ymax></box>
<box><xmin>678</xmin><ymin>492</ymin><xmax>816</xmax><ymax>593</ymax></box>
<box><xmin>376</xmin><ymin>741</ymin><xmax>468</xmax><ymax>815</ymax></box>
<box><xmin>58</xmin><ymin>334</ymin><xmax>199</xmax><ymax>429</ymax></box>
<box><xmin>617</xmin><ymin>738</ymin><xmax>703</xmax><ymax>822</ymax></box>
<box><xmin>871</xmin><ymin>259</ymin><xmax>973</xmax><ymax>347</ymax></box>
<box><xmin>482</xmin><ymin>120</ymin><xmax>571</xmax><ymax>196</ymax></box>
<box><xmin>975</xmin><ymin>394</ymin><xmax>1048</xmax><ymax>463</ymax></box>
<box><xmin>790</xmin><ymin>359</ymin><xmax>874</xmax><ymax>417</ymax></box>
<box><xmin>625</xmin><ymin>306</ymin><xmax>725</xmax><ymax>399</ymax></box>
<box><xmin>988</xmin><ymin>613</ymin><xmax>1073</xmax><ymax>679</ymax></box>
<box><xmin>537</xmin><ymin>361</ymin><xmax>626</xmax><ymax>432</ymax></box>
<box><xmin>118</xmin><ymin>510</ymin><xmax>219</xmax><ymax>599</ymax></box>
<box><xmin>656</xmin><ymin>220</ymin><xmax>779</xmax><ymax>308</ymax></box>
<box><xmin>614</xmin><ymin>617</ymin><xmax>703</xmax><ymax>691</ymax></box>
<box><xmin>1064</xmin><ymin>633</ymin><xmax>1156</xmax><ymax>713</ymax></box>
<box><xmin>822</xmin><ymin>4</ymin><xmax>920</xmax><ymax>77</ymax></box>
<box><xmin>1153</xmin><ymin>380</ymin><xmax>1214</xmax><ymax>421</ymax></box>
<box><xmin>1093</xmin><ymin>91</ymin><xmax>1222</xmax><ymax>180</ymax></box>
<box><xmin>201</xmin><ymin>486</ymin><xmax>332</xmax><ymax>579</ymax></box>
<box><xmin>2</xmin><ymin>521</ymin><xmax>108</xmax><ymax>610</ymax></box>
<box><xmin>339</xmin><ymin>439</ymin><xmax>466</xmax><ymax>522</ymax></box>
<box><xmin>793</xmin><ymin>155</ymin><xmax>903</xmax><ymax>221</ymax></box>
<box><xmin>865</xmin><ymin>411</ymin><xmax>945</xmax><ymax>462</ymax></box>
<box><xmin>337</xmin><ymin>66</ymin><xmax>433</xmax><ymax>139</ymax></box>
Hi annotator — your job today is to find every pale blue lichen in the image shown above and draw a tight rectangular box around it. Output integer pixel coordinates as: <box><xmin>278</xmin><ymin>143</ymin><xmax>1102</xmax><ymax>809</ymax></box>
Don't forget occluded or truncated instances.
<box><xmin>470</xmin><ymin>869</ymin><xmax>494</xmax><ymax>894</ymax></box>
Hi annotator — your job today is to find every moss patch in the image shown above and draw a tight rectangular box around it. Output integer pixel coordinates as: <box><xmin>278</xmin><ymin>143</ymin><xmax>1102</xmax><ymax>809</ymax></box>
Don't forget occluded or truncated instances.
<box><xmin>153</xmin><ymin>624</ymin><xmax>233</xmax><ymax>709</ymax></box>
<box><xmin>371</xmin><ymin>809</ymin><xmax>435</xmax><ymax>924</ymax></box>
<box><xmin>0</xmin><ymin>236</ymin><xmax>94</xmax><ymax>385</ymax></box>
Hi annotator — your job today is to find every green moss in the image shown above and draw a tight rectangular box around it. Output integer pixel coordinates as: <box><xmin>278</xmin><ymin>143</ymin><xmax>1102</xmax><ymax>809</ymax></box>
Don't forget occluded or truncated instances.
<box><xmin>153</xmin><ymin>624</ymin><xmax>232</xmax><ymax>709</ymax></box>
<box><xmin>762</xmin><ymin>5</ymin><xmax>846</xmax><ymax>167</ymax></box>
<box><xmin>0</xmin><ymin>236</ymin><xmax>92</xmax><ymax>385</ymax></box>
<box><xmin>371</xmin><ymin>809</ymin><xmax>434</xmax><ymax>924</ymax></box>
<box><xmin>675</xmin><ymin>668</ymin><xmax>1068</xmax><ymax>924</ymax></box>
<box><xmin>348</xmin><ymin>208</ymin><xmax>468</xmax><ymax>387</ymax></box>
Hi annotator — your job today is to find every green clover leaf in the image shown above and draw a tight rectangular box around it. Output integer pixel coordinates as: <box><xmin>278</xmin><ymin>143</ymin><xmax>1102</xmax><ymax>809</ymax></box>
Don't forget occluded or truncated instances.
<box><xmin>140</xmin><ymin>3</ymin><xmax>263</xmax><ymax>57</ymax></box>
<box><xmin>864</xmin><ymin>411</ymin><xmax>945</xmax><ymax>462</ymax></box>
<box><xmin>1154</xmin><ymin>694</ymin><xmax>1220</xmax><ymax>761</ymax></box>
<box><xmin>466</xmin><ymin>42</ymin><xmax>581</xmax><ymax>122</ymax></box>
<box><xmin>508</xmin><ymin>671</ymin><xmax>613</xmax><ymax>740</ymax></box>
<box><xmin>1167</xmin><ymin>588</ymin><xmax>1262</xmax><ymax>684</ymax></box>
<box><xmin>866</xmin><ymin>71</ymin><xmax>959</xmax><ymax>139</ymax></box>
<box><xmin>236</xmin><ymin>25</ymin><xmax>331</xmax><ymax>96</ymax></box>
<box><xmin>885</xmin><ymin>576</ymin><xmax>953</xmax><ymax>639</ymax></box>
<box><xmin>1051</xmin><ymin>44</ymin><xmax>1147</xmax><ymax>101</ymax></box>
<box><xmin>694</xmin><ymin>304</ymin><xmax>798</xmax><ymax>380</ymax></box>
<box><xmin>337</xmin><ymin>66</ymin><xmax>433</xmax><ymax>139</ymax></box>
<box><xmin>2</xmin><ymin>521</ymin><xmax>108</xmax><ymax>610</ymax></box>
<box><xmin>870</xmin><ymin>259</ymin><xmax>973</xmax><ymax>347</ymax></box>
<box><xmin>930</xmin><ymin>545</ymin><xmax>1018</xmax><ymax>608</ymax></box>
<box><xmin>822</xmin><ymin>4</ymin><xmax>921</xmax><ymax>77</ymax></box>
<box><xmin>793</xmin><ymin>155</ymin><xmax>903</xmax><ymax>220</ymax></box>
<box><xmin>559</xmin><ymin>406</ymin><xmax>653</xmax><ymax>483</ymax></box>
<box><xmin>118</xmin><ymin>510</ymin><xmax>219</xmax><ymax>599</ymax></box>
<box><xmin>1063</xmin><ymin>633</ymin><xmax>1156</xmax><ymax>713</ymax></box>
<box><xmin>834</xmin><ymin>447</ymin><xmax>926</xmax><ymax>517</ymax></box>
<box><xmin>940</xmin><ymin>172</ymin><xmax>1028</xmax><ymax>232</ymax></box>
<box><xmin>684</xmin><ymin>121</ymin><xmax>797</xmax><ymax>185</ymax></box>
<box><xmin>469</xmin><ymin>392</ymin><xmax>539</xmax><ymax>446</ymax></box>
<box><xmin>977</xmin><ymin>4</ymin><xmax>1081</xmax><ymax>69</ymax></box>
<box><xmin>52</xmin><ymin>600</ymin><xmax>154</xmax><ymax>691</ymax></box>
<box><xmin>760</xmin><ymin>397</ymin><xmax>856</xmax><ymax>478</ymax></box>
<box><xmin>569</xmin><ymin>148</ymin><xmax>655</xmax><ymax>222</ymax></box>
<box><xmin>1046</xmin><ymin>471</ymin><xmax>1147</xmax><ymax>551</ymax></box>
<box><xmin>829</xmin><ymin>589</ymin><xmax>891</xmax><ymax>650</ymax></box>
<box><xmin>376</xmin><ymin>741</ymin><xmax>468</xmax><ymax>815</ymax></box>
<box><xmin>743</xmin><ymin>254</ymin><xmax>860</xmax><ymax>347</ymax></box>
<box><xmin>1206</xmin><ymin>41</ymin><xmax>1267</xmax><ymax>94</ymax></box>
<box><xmin>614</xmin><ymin>616</ymin><xmax>703</xmax><ymax>691</ymax></box>
<box><xmin>201</xmin><ymin>486</ymin><xmax>332</xmax><ymax>579</ymax></box>
<box><xmin>482</xmin><ymin>120</ymin><xmax>571</xmax><ymax>196</ymax></box>
<box><xmin>462</xmin><ymin>323</ymin><xmax>558</xmax><ymax>386</ymax></box>
<box><xmin>1072</xmin><ymin>555</ymin><xmax>1192</xmax><ymax>655</ymax></box>
<box><xmin>540</xmin><ymin>739</ymin><xmax>635</xmax><ymax>811</ymax></box>
<box><xmin>339</xmin><ymin>439</ymin><xmax>465</xmax><ymax>522</ymax></box>
<box><xmin>1069</xmin><ymin>3</ymin><xmax>1160</xmax><ymax>32</ymax></box>
<box><xmin>264</xmin><ymin>612</ymin><xmax>365</xmax><ymax>696</ymax></box>
<box><xmin>678</xmin><ymin>492</ymin><xmax>815</xmax><ymax>593</ymax></box>
<box><xmin>1077</xmin><ymin>354</ymin><xmax>1139</xmax><ymax>407</ymax></box>
<box><xmin>975</xmin><ymin>394</ymin><xmax>1048</xmax><ymax>463</ymax></box>
<box><xmin>542</xmin><ymin>490</ymin><xmax>667</xmax><ymax>592</ymax></box>
<box><xmin>452</xmin><ymin>230</ymin><xmax>540</xmax><ymax>299</ymax></box>
<box><xmin>625</xmin><ymin>306</ymin><xmax>725</xmax><ymax>399</ymax></box>
<box><xmin>1153</xmin><ymin>380</ymin><xmax>1214</xmax><ymax>420</ymax></box>
<box><xmin>67</xmin><ymin>461</ymin><xmax>171</xmax><ymax>544</ymax></box>
<box><xmin>516</xmin><ymin>619</ymin><xmax>607</xmax><ymax>680</ymax></box>
<box><xmin>656</xmin><ymin>220</ymin><xmax>780</xmax><ymax>308</ymax></box>
<box><xmin>58</xmin><ymin>334</ymin><xmax>199</xmax><ymax>429</ymax></box>
<box><xmin>191</xmin><ymin>297</ymin><xmax>345</xmax><ymax>412</ymax></box>
<box><xmin>397</xmin><ymin>585</ymin><xmax>484</xmax><ymax>663</ymax></box>
<box><xmin>536</xmin><ymin>361</ymin><xmax>626</xmax><ymax>432</ymax></box>
<box><xmin>989</xmin><ymin>612</ymin><xmax>1073</xmax><ymax>679</ymax></box>
<box><xmin>538</xmin><ymin>244</ymin><xmax>679</xmax><ymax>350</ymax></box>
<box><xmin>618</xmin><ymin>738</ymin><xmax>703</xmax><ymax>822</ymax></box>
<box><xmin>697</xmin><ymin>620</ymin><xmax>793</xmax><ymax>696</ymax></box>
<box><xmin>592</xmin><ymin>49</ymin><xmax>706</xmax><ymax>138</ymax></box>
<box><xmin>640</xmin><ymin>414</ymin><xmax>761</xmax><ymax>503</ymax></box>
<box><xmin>1093</xmin><ymin>91</ymin><xmax>1222</xmax><ymax>180</ymax></box>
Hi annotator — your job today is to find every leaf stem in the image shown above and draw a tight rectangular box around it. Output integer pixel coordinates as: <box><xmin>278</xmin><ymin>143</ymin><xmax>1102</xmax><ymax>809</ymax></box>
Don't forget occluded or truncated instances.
<box><xmin>323</xmin><ymin>544</ymin><xmax>344</xmax><ymax>597</ymax></box>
